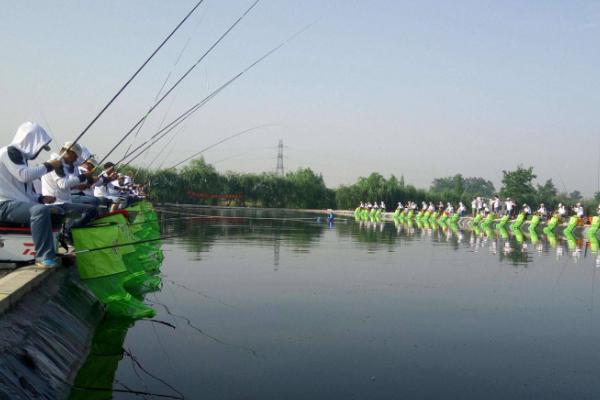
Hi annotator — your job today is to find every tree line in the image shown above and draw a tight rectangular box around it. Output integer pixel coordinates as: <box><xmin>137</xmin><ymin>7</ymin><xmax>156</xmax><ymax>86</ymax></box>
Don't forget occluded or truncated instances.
<box><xmin>124</xmin><ymin>160</ymin><xmax>600</xmax><ymax>212</ymax></box>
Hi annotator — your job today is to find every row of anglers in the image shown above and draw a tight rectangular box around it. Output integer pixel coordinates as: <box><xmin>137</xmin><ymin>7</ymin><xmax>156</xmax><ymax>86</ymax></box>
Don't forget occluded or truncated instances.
<box><xmin>1</xmin><ymin>122</ymin><xmax>165</xmax><ymax>320</ymax></box>
<box><xmin>0</xmin><ymin>122</ymin><xmax>147</xmax><ymax>268</ymax></box>
<box><xmin>358</xmin><ymin>198</ymin><xmax>594</xmax><ymax>219</ymax></box>
<box><xmin>355</xmin><ymin>200</ymin><xmax>600</xmax><ymax>239</ymax></box>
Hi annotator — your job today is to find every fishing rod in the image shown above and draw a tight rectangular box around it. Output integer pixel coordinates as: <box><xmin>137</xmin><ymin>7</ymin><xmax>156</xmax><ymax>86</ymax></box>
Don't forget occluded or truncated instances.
<box><xmin>117</xmin><ymin>21</ymin><xmax>315</xmax><ymax>169</ymax></box>
<box><xmin>97</xmin><ymin>0</ymin><xmax>261</xmax><ymax>166</ymax></box>
<box><xmin>154</xmin><ymin>209</ymin><xmax>347</xmax><ymax>223</ymax></box>
<box><xmin>122</xmin><ymin>16</ymin><xmax>204</xmax><ymax>164</ymax></box>
<box><xmin>144</xmin><ymin>121</ymin><xmax>186</xmax><ymax>171</ymax></box>
<box><xmin>67</xmin><ymin>0</ymin><xmax>204</xmax><ymax>152</ymax></box>
<box><xmin>71</xmin><ymin>234</ymin><xmax>179</xmax><ymax>255</ymax></box>
<box><xmin>165</xmin><ymin>125</ymin><xmax>275</xmax><ymax>170</ymax></box>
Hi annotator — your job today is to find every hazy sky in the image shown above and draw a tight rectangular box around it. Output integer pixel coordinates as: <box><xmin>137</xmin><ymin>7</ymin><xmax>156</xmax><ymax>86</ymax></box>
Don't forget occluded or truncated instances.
<box><xmin>1</xmin><ymin>1</ymin><xmax>599</xmax><ymax>196</ymax></box>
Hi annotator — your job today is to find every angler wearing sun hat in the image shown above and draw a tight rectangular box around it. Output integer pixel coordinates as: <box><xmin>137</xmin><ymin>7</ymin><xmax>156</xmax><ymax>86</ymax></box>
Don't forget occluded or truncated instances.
<box><xmin>41</xmin><ymin>141</ymin><xmax>99</xmax><ymax>238</ymax></box>
<box><xmin>71</xmin><ymin>145</ymin><xmax>102</xmax><ymax>207</ymax></box>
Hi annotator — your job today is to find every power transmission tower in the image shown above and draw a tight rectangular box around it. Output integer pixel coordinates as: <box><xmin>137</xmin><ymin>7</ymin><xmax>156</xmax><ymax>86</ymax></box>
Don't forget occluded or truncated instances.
<box><xmin>276</xmin><ymin>139</ymin><xmax>284</xmax><ymax>176</ymax></box>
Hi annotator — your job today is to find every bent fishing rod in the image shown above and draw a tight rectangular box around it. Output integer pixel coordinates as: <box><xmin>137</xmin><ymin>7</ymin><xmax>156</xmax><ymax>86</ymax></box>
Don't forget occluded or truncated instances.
<box><xmin>66</xmin><ymin>0</ymin><xmax>204</xmax><ymax>153</ymax></box>
<box><xmin>164</xmin><ymin>125</ymin><xmax>275</xmax><ymax>170</ymax></box>
<box><xmin>116</xmin><ymin>22</ymin><xmax>315</xmax><ymax>169</ymax></box>
<box><xmin>97</xmin><ymin>0</ymin><xmax>261</xmax><ymax>167</ymax></box>
<box><xmin>122</xmin><ymin>15</ymin><xmax>203</xmax><ymax>163</ymax></box>
<box><xmin>71</xmin><ymin>234</ymin><xmax>179</xmax><ymax>255</ymax></box>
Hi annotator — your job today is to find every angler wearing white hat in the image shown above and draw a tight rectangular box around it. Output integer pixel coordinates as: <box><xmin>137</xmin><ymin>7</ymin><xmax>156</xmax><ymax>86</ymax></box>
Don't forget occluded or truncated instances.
<box><xmin>573</xmin><ymin>203</ymin><xmax>585</xmax><ymax>218</ymax></box>
<box><xmin>41</xmin><ymin>141</ymin><xmax>98</xmax><ymax>237</ymax></box>
<box><xmin>71</xmin><ymin>145</ymin><xmax>101</xmax><ymax>207</ymax></box>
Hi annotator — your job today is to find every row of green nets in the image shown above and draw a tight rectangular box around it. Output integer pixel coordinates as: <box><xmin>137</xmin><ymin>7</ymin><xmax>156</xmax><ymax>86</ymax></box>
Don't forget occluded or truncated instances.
<box><xmin>72</xmin><ymin>201</ymin><xmax>164</xmax><ymax>320</ymax></box>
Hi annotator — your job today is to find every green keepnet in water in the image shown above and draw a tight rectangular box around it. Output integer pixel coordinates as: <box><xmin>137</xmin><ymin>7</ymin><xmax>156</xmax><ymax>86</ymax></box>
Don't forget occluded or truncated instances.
<box><xmin>73</xmin><ymin>222</ymin><xmax>156</xmax><ymax>319</ymax></box>
<box><xmin>564</xmin><ymin>216</ymin><xmax>578</xmax><ymax>235</ymax></box>
<box><xmin>68</xmin><ymin>317</ymin><xmax>132</xmax><ymax>400</ymax></box>
<box><xmin>529</xmin><ymin>215</ymin><xmax>541</xmax><ymax>233</ymax></box>
<box><xmin>496</xmin><ymin>215</ymin><xmax>510</xmax><ymax>229</ymax></box>
<box><xmin>72</xmin><ymin>223</ymin><xmax>127</xmax><ymax>279</ymax></box>
<box><xmin>543</xmin><ymin>216</ymin><xmax>559</xmax><ymax>235</ymax></box>
<box><xmin>510</xmin><ymin>213</ymin><xmax>526</xmax><ymax>231</ymax></box>
<box><xmin>481</xmin><ymin>212</ymin><xmax>495</xmax><ymax>228</ymax></box>
<box><xmin>471</xmin><ymin>214</ymin><xmax>483</xmax><ymax>226</ymax></box>
<box><xmin>91</xmin><ymin>213</ymin><xmax>162</xmax><ymax>296</ymax></box>
<box><xmin>588</xmin><ymin>216</ymin><xmax>600</xmax><ymax>239</ymax></box>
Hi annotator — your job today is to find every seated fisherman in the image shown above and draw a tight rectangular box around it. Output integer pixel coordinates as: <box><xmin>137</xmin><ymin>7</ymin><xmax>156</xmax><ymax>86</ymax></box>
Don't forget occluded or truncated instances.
<box><xmin>70</xmin><ymin>145</ymin><xmax>101</xmax><ymax>207</ymax></box>
<box><xmin>0</xmin><ymin>122</ymin><xmax>62</xmax><ymax>267</ymax></box>
<box><xmin>41</xmin><ymin>142</ymin><xmax>98</xmax><ymax>236</ymax></box>
<box><xmin>93</xmin><ymin>162</ymin><xmax>121</xmax><ymax>212</ymax></box>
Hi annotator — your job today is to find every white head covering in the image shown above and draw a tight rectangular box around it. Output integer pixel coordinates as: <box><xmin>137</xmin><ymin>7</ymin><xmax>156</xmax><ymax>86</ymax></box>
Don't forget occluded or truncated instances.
<box><xmin>61</xmin><ymin>141</ymin><xmax>82</xmax><ymax>157</ymax></box>
<box><xmin>11</xmin><ymin>122</ymin><xmax>52</xmax><ymax>159</ymax></box>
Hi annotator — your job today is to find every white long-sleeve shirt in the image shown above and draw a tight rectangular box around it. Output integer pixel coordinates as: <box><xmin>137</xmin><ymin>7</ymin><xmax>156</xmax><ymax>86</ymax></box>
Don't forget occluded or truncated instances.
<box><xmin>0</xmin><ymin>122</ymin><xmax>52</xmax><ymax>203</ymax></box>
<box><xmin>41</xmin><ymin>154</ymin><xmax>85</xmax><ymax>204</ymax></box>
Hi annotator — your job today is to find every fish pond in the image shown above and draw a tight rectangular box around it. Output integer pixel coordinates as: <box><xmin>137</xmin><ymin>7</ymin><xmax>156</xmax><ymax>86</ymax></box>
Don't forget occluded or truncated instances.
<box><xmin>80</xmin><ymin>207</ymin><xmax>600</xmax><ymax>400</ymax></box>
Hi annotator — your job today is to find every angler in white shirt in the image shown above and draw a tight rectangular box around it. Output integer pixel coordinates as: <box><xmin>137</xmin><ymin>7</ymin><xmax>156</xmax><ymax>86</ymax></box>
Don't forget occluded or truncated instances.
<box><xmin>476</xmin><ymin>197</ymin><xmax>483</xmax><ymax>212</ymax></box>
<box><xmin>557</xmin><ymin>203</ymin><xmax>567</xmax><ymax>218</ymax></box>
<box><xmin>537</xmin><ymin>203</ymin><xmax>547</xmax><ymax>219</ymax></box>
<box><xmin>471</xmin><ymin>198</ymin><xmax>477</xmax><ymax>216</ymax></box>
<box><xmin>457</xmin><ymin>202</ymin><xmax>466</xmax><ymax>217</ymax></box>
<box><xmin>427</xmin><ymin>202</ymin><xmax>435</xmax><ymax>212</ymax></box>
<box><xmin>70</xmin><ymin>146</ymin><xmax>101</xmax><ymax>207</ymax></box>
<box><xmin>506</xmin><ymin>198</ymin><xmax>514</xmax><ymax>217</ymax></box>
<box><xmin>93</xmin><ymin>162</ymin><xmax>123</xmax><ymax>211</ymax></box>
<box><xmin>573</xmin><ymin>203</ymin><xmax>585</xmax><ymax>218</ymax></box>
<box><xmin>380</xmin><ymin>201</ymin><xmax>386</xmax><ymax>211</ymax></box>
<box><xmin>0</xmin><ymin>122</ymin><xmax>63</xmax><ymax>267</ymax></box>
<box><xmin>522</xmin><ymin>203</ymin><xmax>532</xmax><ymax>216</ymax></box>
<box><xmin>493</xmin><ymin>196</ymin><xmax>500</xmax><ymax>213</ymax></box>
<box><xmin>396</xmin><ymin>202</ymin><xmax>404</xmax><ymax>210</ymax></box>
<box><xmin>41</xmin><ymin>142</ymin><xmax>98</xmax><ymax>234</ymax></box>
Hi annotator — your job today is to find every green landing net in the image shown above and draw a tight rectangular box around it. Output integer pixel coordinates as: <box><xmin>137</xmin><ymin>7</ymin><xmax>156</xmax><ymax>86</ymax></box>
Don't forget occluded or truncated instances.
<box><xmin>72</xmin><ymin>223</ymin><xmax>155</xmax><ymax>319</ymax></box>
<box><xmin>68</xmin><ymin>317</ymin><xmax>132</xmax><ymax>400</ymax></box>
<box><xmin>91</xmin><ymin>213</ymin><xmax>162</xmax><ymax>296</ymax></box>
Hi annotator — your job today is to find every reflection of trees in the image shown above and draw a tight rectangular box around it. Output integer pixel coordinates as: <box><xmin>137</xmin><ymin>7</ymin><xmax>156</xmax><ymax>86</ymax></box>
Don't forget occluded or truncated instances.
<box><xmin>161</xmin><ymin>206</ymin><xmax>588</xmax><ymax>266</ymax></box>
<box><xmin>159</xmin><ymin>207</ymin><xmax>325</xmax><ymax>259</ymax></box>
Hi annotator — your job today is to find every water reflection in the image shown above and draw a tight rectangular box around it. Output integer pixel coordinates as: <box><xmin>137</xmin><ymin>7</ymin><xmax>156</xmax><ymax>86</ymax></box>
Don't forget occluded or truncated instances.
<box><xmin>71</xmin><ymin>207</ymin><xmax>600</xmax><ymax>399</ymax></box>
<box><xmin>156</xmin><ymin>207</ymin><xmax>600</xmax><ymax>268</ymax></box>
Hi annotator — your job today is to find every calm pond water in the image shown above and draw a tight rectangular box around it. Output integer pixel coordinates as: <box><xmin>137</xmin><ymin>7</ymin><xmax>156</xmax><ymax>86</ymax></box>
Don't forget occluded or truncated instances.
<box><xmin>105</xmin><ymin>207</ymin><xmax>600</xmax><ymax>399</ymax></box>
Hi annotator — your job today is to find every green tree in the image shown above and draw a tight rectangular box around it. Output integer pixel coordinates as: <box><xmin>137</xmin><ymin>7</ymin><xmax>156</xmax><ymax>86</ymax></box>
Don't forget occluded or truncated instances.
<box><xmin>569</xmin><ymin>190</ymin><xmax>583</xmax><ymax>202</ymax></box>
<box><xmin>536</xmin><ymin>179</ymin><xmax>557</xmax><ymax>207</ymax></box>
<box><xmin>500</xmin><ymin>165</ymin><xmax>537</xmax><ymax>205</ymax></box>
<box><xmin>462</xmin><ymin>177</ymin><xmax>495</xmax><ymax>197</ymax></box>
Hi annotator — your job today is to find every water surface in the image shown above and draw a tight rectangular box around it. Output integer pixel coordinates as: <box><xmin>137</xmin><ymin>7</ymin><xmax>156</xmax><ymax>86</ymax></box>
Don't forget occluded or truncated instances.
<box><xmin>110</xmin><ymin>208</ymin><xmax>600</xmax><ymax>399</ymax></box>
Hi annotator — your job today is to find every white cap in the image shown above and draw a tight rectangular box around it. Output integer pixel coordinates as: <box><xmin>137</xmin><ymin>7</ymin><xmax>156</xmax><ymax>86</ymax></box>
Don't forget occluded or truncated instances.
<box><xmin>61</xmin><ymin>141</ymin><xmax>82</xmax><ymax>157</ymax></box>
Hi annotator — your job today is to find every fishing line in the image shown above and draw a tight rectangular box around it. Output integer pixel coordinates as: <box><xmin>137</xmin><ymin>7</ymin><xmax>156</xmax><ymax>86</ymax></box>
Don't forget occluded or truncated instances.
<box><xmin>122</xmin><ymin>14</ymin><xmax>205</xmax><ymax>165</ymax></box>
<box><xmin>166</xmin><ymin>279</ymin><xmax>238</xmax><ymax>308</ymax></box>
<box><xmin>117</xmin><ymin>19</ymin><xmax>317</xmax><ymax>168</ymax></box>
<box><xmin>68</xmin><ymin>0</ymin><xmax>205</xmax><ymax>152</ymax></box>
<box><xmin>165</xmin><ymin>125</ymin><xmax>277</xmax><ymax>169</ymax></box>
<box><xmin>123</xmin><ymin>347</ymin><xmax>186</xmax><ymax>399</ymax></box>
<box><xmin>98</xmin><ymin>0</ymin><xmax>261</xmax><ymax>165</ymax></box>
<box><xmin>150</xmin><ymin>299</ymin><xmax>259</xmax><ymax>358</ymax></box>
<box><xmin>156</xmin><ymin>209</ymin><xmax>344</xmax><ymax>222</ymax></box>
<box><xmin>145</xmin><ymin>122</ymin><xmax>186</xmax><ymax>171</ymax></box>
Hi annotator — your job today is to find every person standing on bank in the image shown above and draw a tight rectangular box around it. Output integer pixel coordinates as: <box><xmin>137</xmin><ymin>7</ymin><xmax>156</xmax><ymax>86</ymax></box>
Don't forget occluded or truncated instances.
<box><xmin>0</xmin><ymin>122</ymin><xmax>62</xmax><ymax>268</ymax></box>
